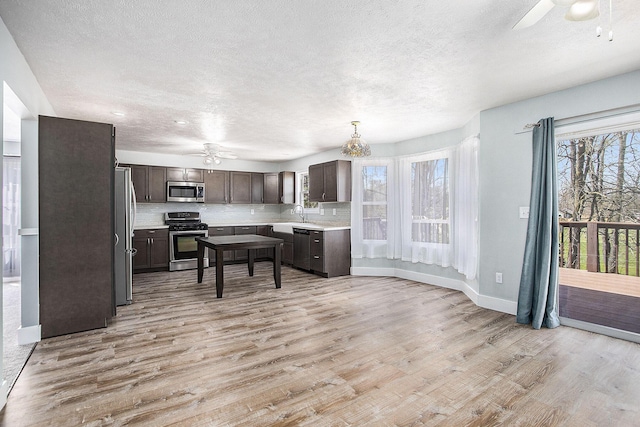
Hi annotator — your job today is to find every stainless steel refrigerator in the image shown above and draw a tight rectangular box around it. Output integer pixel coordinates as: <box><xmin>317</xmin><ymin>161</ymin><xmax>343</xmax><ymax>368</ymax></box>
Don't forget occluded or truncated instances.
<box><xmin>114</xmin><ymin>167</ymin><xmax>136</xmax><ymax>306</ymax></box>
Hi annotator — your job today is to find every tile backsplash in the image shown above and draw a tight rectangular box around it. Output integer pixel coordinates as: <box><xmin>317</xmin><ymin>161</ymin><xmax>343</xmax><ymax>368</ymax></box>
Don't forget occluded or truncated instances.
<box><xmin>135</xmin><ymin>202</ymin><xmax>351</xmax><ymax>227</ymax></box>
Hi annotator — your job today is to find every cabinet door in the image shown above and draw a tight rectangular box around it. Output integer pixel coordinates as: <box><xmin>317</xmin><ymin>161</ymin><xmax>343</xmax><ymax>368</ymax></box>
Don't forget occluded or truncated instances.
<box><xmin>149</xmin><ymin>234</ymin><xmax>169</xmax><ymax>269</ymax></box>
<box><xmin>234</xmin><ymin>226</ymin><xmax>256</xmax><ymax>260</ymax></box>
<box><xmin>308</xmin><ymin>163</ymin><xmax>324</xmax><ymax>202</ymax></box>
<box><xmin>148</xmin><ymin>166</ymin><xmax>167</xmax><ymax>202</ymax></box>
<box><xmin>133</xmin><ymin>237</ymin><xmax>149</xmax><ymax>271</ymax></box>
<box><xmin>230</xmin><ymin>172</ymin><xmax>252</xmax><ymax>204</ymax></box>
<box><xmin>185</xmin><ymin>168</ymin><xmax>203</xmax><ymax>182</ymax></box>
<box><xmin>323</xmin><ymin>162</ymin><xmax>338</xmax><ymax>202</ymax></box>
<box><xmin>130</xmin><ymin>165</ymin><xmax>149</xmax><ymax>203</ymax></box>
<box><xmin>209</xmin><ymin>226</ymin><xmax>234</xmax><ymax>264</ymax></box>
<box><xmin>256</xmin><ymin>225</ymin><xmax>271</xmax><ymax>258</ymax></box>
<box><xmin>166</xmin><ymin>167</ymin><xmax>186</xmax><ymax>182</ymax></box>
<box><xmin>263</xmin><ymin>173</ymin><xmax>279</xmax><ymax>204</ymax></box>
<box><xmin>279</xmin><ymin>171</ymin><xmax>296</xmax><ymax>204</ymax></box>
<box><xmin>251</xmin><ymin>173</ymin><xmax>264</xmax><ymax>204</ymax></box>
<box><xmin>204</xmin><ymin>171</ymin><xmax>229</xmax><ymax>204</ymax></box>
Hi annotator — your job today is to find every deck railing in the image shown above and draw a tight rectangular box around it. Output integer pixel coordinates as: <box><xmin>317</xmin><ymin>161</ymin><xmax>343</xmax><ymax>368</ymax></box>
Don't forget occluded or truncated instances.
<box><xmin>559</xmin><ymin>221</ymin><xmax>640</xmax><ymax>276</ymax></box>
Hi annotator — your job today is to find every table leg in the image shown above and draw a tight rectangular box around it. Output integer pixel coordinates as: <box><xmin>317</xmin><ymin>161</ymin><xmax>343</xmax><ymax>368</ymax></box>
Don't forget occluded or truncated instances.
<box><xmin>197</xmin><ymin>242</ymin><xmax>204</xmax><ymax>283</ymax></box>
<box><xmin>215</xmin><ymin>248</ymin><xmax>224</xmax><ymax>298</ymax></box>
<box><xmin>274</xmin><ymin>243</ymin><xmax>281</xmax><ymax>289</ymax></box>
<box><xmin>248</xmin><ymin>249</ymin><xmax>255</xmax><ymax>276</ymax></box>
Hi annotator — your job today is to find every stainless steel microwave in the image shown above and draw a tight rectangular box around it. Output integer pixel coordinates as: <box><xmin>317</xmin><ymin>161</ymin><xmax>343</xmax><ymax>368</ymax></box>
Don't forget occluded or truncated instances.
<box><xmin>166</xmin><ymin>181</ymin><xmax>205</xmax><ymax>203</ymax></box>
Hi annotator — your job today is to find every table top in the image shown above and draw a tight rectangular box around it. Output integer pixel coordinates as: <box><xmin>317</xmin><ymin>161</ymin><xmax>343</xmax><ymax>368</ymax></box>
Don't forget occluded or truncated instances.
<box><xmin>196</xmin><ymin>235</ymin><xmax>284</xmax><ymax>249</ymax></box>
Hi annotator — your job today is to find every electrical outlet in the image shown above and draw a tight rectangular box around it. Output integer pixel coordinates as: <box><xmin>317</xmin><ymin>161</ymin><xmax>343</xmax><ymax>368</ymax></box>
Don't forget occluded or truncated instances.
<box><xmin>320</xmin><ymin>208</ymin><xmax>325</xmax><ymax>215</ymax></box>
<box><xmin>519</xmin><ymin>207</ymin><xmax>530</xmax><ymax>219</ymax></box>
<box><xmin>333</xmin><ymin>208</ymin><xmax>337</xmax><ymax>215</ymax></box>
<box><xmin>250</xmin><ymin>209</ymin><xmax>254</xmax><ymax>215</ymax></box>
<box><xmin>495</xmin><ymin>272</ymin><xmax>503</xmax><ymax>284</ymax></box>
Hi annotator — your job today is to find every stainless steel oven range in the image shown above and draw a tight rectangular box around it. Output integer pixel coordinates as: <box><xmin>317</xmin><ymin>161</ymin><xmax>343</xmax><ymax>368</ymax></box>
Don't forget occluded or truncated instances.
<box><xmin>166</xmin><ymin>212</ymin><xmax>209</xmax><ymax>271</ymax></box>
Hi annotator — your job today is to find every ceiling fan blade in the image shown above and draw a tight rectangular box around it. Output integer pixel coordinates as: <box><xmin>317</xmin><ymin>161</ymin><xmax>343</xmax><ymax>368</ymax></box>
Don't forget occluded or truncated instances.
<box><xmin>216</xmin><ymin>152</ymin><xmax>238</xmax><ymax>159</ymax></box>
<box><xmin>513</xmin><ymin>0</ymin><xmax>556</xmax><ymax>30</ymax></box>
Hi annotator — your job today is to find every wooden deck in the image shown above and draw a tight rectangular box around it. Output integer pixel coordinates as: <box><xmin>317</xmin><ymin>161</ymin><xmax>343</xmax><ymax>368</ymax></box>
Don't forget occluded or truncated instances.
<box><xmin>559</xmin><ymin>268</ymin><xmax>640</xmax><ymax>334</ymax></box>
<box><xmin>2</xmin><ymin>265</ymin><xmax>640</xmax><ymax>426</ymax></box>
<box><xmin>559</xmin><ymin>268</ymin><xmax>640</xmax><ymax>297</ymax></box>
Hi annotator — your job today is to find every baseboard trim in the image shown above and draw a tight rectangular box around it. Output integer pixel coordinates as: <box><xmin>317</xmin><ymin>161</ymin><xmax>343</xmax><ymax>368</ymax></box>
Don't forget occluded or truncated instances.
<box><xmin>17</xmin><ymin>325</ymin><xmax>41</xmax><ymax>345</ymax></box>
<box><xmin>560</xmin><ymin>317</ymin><xmax>640</xmax><ymax>344</ymax></box>
<box><xmin>0</xmin><ymin>380</ymin><xmax>8</xmax><ymax>410</ymax></box>
<box><xmin>351</xmin><ymin>267</ymin><xmax>516</xmax><ymax>315</ymax></box>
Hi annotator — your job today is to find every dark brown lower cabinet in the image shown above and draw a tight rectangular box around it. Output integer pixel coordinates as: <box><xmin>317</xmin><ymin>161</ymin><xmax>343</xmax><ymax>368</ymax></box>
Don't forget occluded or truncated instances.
<box><xmin>133</xmin><ymin>229</ymin><xmax>169</xmax><ymax>272</ymax></box>
<box><xmin>309</xmin><ymin>229</ymin><xmax>351</xmax><ymax>277</ymax></box>
<box><xmin>38</xmin><ymin>116</ymin><xmax>115</xmax><ymax>338</ymax></box>
<box><xmin>273</xmin><ymin>231</ymin><xmax>294</xmax><ymax>266</ymax></box>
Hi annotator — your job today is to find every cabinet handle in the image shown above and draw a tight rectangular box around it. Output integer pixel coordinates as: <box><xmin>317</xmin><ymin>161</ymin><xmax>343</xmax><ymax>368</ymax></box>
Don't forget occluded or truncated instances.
<box><xmin>322</xmin><ymin>192</ymin><xmax>325</xmax><ymax>201</ymax></box>
<box><xmin>216</xmin><ymin>228</ymin><xmax>225</xmax><ymax>231</ymax></box>
<box><xmin>314</xmin><ymin>256</ymin><xmax>320</xmax><ymax>259</ymax></box>
<box><xmin>314</xmin><ymin>239</ymin><xmax>320</xmax><ymax>243</ymax></box>
<box><xmin>148</xmin><ymin>230</ymin><xmax>155</xmax><ymax>234</ymax></box>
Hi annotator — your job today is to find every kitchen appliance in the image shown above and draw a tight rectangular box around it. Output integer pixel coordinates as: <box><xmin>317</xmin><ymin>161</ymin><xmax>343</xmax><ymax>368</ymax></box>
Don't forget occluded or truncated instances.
<box><xmin>166</xmin><ymin>212</ymin><xmax>209</xmax><ymax>271</ymax></box>
<box><xmin>167</xmin><ymin>181</ymin><xmax>205</xmax><ymax>203</ymax></box>
<box><xmin>114</xmin><ymin>167</ymin><xmax>137</xmax><ymax>306</ymax></box>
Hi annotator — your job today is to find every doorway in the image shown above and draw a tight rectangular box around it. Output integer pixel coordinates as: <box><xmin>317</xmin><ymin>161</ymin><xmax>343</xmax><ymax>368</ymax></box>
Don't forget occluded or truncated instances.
<box><xmin>556</xmin><ymin>124</ymin><xmax>640</xmax><ymax>340</ymax></box>
<box><xmin>2</xmin><ymin>91</ymin><xmax>33</xmax><ymax>392</ymax></box>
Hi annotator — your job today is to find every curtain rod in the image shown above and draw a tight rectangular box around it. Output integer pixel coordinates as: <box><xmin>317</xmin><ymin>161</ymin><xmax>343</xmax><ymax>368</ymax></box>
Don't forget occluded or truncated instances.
<box><xmin>516</xmin><ymin>103</ymin><xmax>640</xmax><ymax>134</ymax></box>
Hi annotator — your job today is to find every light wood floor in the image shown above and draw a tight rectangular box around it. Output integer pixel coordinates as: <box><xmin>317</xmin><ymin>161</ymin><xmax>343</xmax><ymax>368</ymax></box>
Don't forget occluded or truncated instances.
<box><xmin>2</xmin><ymin>265</ymin><xmax>640</xmax><ymax>426</ymax></box>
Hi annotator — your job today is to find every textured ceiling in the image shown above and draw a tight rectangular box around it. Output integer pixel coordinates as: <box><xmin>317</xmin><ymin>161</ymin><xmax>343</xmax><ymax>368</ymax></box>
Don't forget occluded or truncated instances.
<box><xmin>1</xmin><ymin>0</ymin><xmax>640</xmax><ymax>162</ymax></box>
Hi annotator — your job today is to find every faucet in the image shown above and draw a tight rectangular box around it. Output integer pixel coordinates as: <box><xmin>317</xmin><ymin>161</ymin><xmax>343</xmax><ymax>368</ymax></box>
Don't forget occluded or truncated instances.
<box><xmin>293</xmin><ymin>204</ymin><xmax>305</xmax><ymax>222</ymax></box>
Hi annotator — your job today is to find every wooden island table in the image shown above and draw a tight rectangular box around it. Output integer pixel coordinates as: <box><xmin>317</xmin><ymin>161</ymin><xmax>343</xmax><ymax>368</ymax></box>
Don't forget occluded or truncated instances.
<box><xmin>196</xmin><ymin>235</ymin><xmax>284</xmax><ymax>298</ymax></box>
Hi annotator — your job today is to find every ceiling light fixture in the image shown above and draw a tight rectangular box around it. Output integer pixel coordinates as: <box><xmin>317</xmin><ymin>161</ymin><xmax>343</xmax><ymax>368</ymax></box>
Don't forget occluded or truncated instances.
<box><xmin>565</xmin><ymin>0</ymin><xmax>599</xmax><ymax>21</ymax></box>
<box><xmin>111</xmin><ymin>111</ymin><xmax>125</xmax><ymax>116</ymax></box>
<box><xmin>174</xmin><ymin>120</ymin><xmax>188</xmax><ymax>125</ymax></box>
<box><xmin>341</xmin><ymin>121</ymin><xmax>371</xmax><ymax>158</ymax></box>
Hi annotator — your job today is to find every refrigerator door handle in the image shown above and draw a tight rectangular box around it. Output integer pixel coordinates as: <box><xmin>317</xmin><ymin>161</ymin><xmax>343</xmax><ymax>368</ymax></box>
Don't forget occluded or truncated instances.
<box><xmin>115</xmin><ymin>233</ymin><xmax>119</xmax><ymax>247</ymax></box>
<box><xmin>130</xmin><ymin>180</ymin><xmax>137</xmax><ymax>237</ymax></box>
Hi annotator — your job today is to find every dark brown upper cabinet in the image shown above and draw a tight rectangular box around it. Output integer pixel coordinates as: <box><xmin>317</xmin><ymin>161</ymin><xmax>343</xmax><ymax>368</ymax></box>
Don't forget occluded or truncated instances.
<box><xmin>251</xmin><ymin>173</ymin><xmax>264</xmax><ymax>204</ymax></box>
<box><xmin>309</xmin><ymin>160</ymin><xmax>351</xmax><ymax>203</ymax></box>
<box><xmin>166</xmin><ymin>167</ymin><xmax>204</xmax><ymax>182</ymax></box>
<box><xmin>130</xmin><ymin>165</ymin><xmax>166</xmax><ymax>203</ymax></box>
<box><xmin>230</xmin><ymin>171</ymin><xmax>252</xmax><ymax>204</ymax></box>
<box><xmin>203</xmin><ymin>170</ymin><xmax>229</xmax><ymax>204</ymax></box>
<box><xmin>279</xmin><ymin>171</ymin><xmax>296</xmax><ymax>204</ymax></box>
<box><xmin>263</xmin><ymin>173</ymin><xmax>279</xmax><ymax>204</ymax></box>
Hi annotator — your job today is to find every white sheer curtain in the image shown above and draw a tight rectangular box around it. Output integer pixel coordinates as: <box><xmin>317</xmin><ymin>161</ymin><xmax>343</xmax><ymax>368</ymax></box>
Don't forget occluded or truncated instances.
<box><xmin>452</xmin><ymin>135</ymin><xmax>479</xmax><ymax>279</ymax></box>
<box><xmin>3</xmin><ymin>156</ymin><xmax>21</xmax><ymax>278</ymax></box>
<box><xmin>352</xmin><ymin>135</ymin><xmax>479</xmax><ymax>280</ymax></box>
<box><xmin>351</xmin><ymin>158</ymin><xmax>396</xmax><ymax>259</ymax></box>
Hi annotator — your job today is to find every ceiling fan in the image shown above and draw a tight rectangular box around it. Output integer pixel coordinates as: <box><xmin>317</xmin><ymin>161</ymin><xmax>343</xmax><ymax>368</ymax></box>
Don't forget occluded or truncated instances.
<box><xmin>513</xmin><ymin>0</ymin><xmax>601</xmax><ymax>30</ymax></box>
<box><xmin>189</xmin><ymin>143</ymin><xmax>238</xmax><ymax>166</ymax></box>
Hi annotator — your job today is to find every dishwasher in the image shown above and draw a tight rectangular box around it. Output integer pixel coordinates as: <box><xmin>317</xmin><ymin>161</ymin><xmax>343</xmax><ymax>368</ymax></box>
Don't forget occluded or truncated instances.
<box><xmin>293</xmin><ymin>228</ymin><xmax>310</xmax><ymax>270</ymax></box>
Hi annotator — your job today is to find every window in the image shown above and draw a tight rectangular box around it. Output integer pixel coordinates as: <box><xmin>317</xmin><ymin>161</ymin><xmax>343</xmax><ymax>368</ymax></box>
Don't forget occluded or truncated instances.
<box><xmin>411</xmin><ymin>157</ymin><xmax>449</xmax><ymax>244</ymax></box>
<box><xmin>362</xmin><ymin>166</ymin><xmax>387</xmax><ymax>240</ymax></box>
<box><xmin>298</xmin><ymin>172</ymin><xmax>318</xmax><ymax>210</ymax></box>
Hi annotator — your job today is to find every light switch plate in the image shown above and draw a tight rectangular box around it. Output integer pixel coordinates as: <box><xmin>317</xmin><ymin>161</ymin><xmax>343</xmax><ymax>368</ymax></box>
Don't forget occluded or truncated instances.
<box><xmin>519</xmin><ymin>207</ymin><xmax>530</xmax><ymax>219</ymax></box>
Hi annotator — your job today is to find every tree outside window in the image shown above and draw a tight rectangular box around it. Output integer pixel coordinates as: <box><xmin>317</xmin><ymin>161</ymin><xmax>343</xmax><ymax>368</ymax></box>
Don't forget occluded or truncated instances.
<box><xmin>411</xmin><ymin>157</ymin><xmax>449</xmax><ymax>244</ymax></box>
<box><xmin>362</xmin><ymin>166</ymin><xmax>387</xmax><ymax>240</ymax></box>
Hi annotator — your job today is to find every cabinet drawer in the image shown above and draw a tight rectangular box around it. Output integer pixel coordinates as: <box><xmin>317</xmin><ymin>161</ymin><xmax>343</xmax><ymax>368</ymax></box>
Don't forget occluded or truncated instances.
<box><xmin>310</xmin><ymin>230</ymin><xmax>323</xmax><ymax>239</ymax></box>
<box><xmin>234</xmin><ymin>226</ymin><xmax>257</xmax><ymax>235</ymax></box>
<box><xmin>134</xmin><ymin>228</ymin><xmax>168</xmax><ymax>238</ymax></box>
<box><xmin>209</xmin><ymin>226</ymin><xmax>234</xmax><ymax>236</ymax></box>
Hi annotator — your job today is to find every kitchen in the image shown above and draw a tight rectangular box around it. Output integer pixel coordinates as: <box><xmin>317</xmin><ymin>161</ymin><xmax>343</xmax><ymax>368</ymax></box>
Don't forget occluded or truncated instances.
<box><xmin>2</xmin><ymin>1</ymin><xmax>640</xmax><ymax>424</ymax></box>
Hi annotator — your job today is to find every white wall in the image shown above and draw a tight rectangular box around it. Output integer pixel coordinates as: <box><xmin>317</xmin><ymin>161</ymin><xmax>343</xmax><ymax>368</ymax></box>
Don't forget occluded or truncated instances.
<box><xmin>478</xmin><ymin>69</ymin><xmax>640</xmax><ymax>303</ymax></box>
<box><xmin>1</xmin><ymin>15</ymin><xmax>55</xmax><ymax>406</ymax></box>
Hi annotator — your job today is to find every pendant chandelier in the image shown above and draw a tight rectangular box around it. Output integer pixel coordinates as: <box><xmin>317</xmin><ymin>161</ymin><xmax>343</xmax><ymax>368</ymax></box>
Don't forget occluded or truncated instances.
<box><xmin>341</xmin><ymin>121</ymin><xmax>371</xmax><ymax>157</ymax></box>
